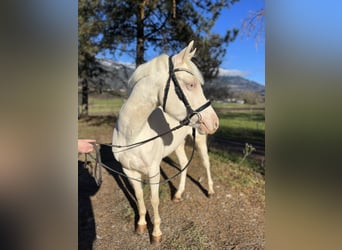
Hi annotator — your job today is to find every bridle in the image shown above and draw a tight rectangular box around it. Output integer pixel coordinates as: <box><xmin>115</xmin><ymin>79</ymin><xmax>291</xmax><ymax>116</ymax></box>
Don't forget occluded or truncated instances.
<box><xmin>163</xmin><ymin>56</ymin><xmax>212</xmax><ymax>126</ymax></box>
<box><xmin>83</xmin><ymin>55</ymin><xmax>212</xmax><ymax>185</ymax></box>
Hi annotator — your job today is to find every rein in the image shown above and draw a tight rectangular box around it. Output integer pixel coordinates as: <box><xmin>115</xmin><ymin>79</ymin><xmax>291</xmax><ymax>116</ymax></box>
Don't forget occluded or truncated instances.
<box><xmin>86</xmin><ymin>128</ymin><xmax>196</xmax><ymax>185</ymax></box>
<box><xmin>84</xmin><ymin>55</ymin><xmax>212</xmax><ymax>185</ymax></box>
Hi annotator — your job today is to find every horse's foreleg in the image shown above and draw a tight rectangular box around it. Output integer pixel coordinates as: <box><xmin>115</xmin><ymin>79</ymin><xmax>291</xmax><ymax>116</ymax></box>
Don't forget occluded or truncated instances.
<box><xmin>196</xmin><ymin>135</ymin><xmax>214</xmax><ymax>196</ymax></box>
<box><xmin>149</xmin><ymin>169</ymin><xmax>162</xmax><ymax>244</ymax></box>
<box><xmin>124</xmin><ymin>169</ymin><xmax>147</xmax><ymax>234</ymax></box>
<box><xmin>173</xmin><ymin>142</ymin><xmax>189</xmax><ymax>202</ymax></box>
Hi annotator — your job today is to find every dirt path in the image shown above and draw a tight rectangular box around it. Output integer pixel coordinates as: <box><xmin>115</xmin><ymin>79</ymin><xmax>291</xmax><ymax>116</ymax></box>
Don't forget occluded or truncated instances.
<box><xmin>79</xmin><ymin>147</ymin><xmax>265</xmax><ymax>249</ymax></box>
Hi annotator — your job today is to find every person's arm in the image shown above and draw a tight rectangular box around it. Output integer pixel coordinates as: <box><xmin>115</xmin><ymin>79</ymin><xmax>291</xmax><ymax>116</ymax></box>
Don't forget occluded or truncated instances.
<box><xmin>78</xmin><ymin>139</ymin><xmax>96</xmax><ymax>153</ymax></box>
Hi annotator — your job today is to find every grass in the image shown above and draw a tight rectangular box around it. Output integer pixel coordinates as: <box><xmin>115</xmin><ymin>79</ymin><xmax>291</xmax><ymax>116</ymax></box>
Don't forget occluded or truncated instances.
<box><xmin>85</xmin><ymin>96</ymin><xmax>265</xmax><ymax>139</ymax></box>
<box><xmin>87</xmin><ymin>96</ymin><xmax>125</xmax><ymax>115</ymax></box>
<box><xmin>207</xmin><ymin>149</ymin><xmax>265</xmax><ymax>196</ymax></box>
<box><xmin>216</xmin><ymin>112</ymin><xmax>265</xmax><ymax>143</ymax></box>
<box><xmin>219</xmin><ymin>112</ymin><xmax>265</xmax><ymax>128</ymax></box>
<box><xmin>209</xmin><ymin>147</ymin><xmax>265</xmax><ymax>176</ymax></box>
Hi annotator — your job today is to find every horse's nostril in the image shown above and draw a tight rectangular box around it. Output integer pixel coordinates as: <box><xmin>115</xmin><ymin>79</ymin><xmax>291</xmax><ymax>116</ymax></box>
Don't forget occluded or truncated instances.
<box><xmin>214</xmin><ymin>120</ymin><xmax>219</xmax><ymax>130</ymax></box>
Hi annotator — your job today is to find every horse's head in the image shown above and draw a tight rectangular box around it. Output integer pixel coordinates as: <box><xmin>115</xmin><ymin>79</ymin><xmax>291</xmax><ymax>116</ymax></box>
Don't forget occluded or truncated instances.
<box><xmin>160</xmin><ymin>41</ymin><xmax>219</xmax><ymax>135</ymax></box>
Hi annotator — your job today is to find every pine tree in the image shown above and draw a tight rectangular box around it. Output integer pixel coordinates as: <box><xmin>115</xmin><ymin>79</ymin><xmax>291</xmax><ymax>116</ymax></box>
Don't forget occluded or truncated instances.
<box><xmin>100</xmin><ymin>0</ymin><xmax>239</xmax><ymax>79</ymax></box>
<box><xmin>78</xmin><ymin>0</ymin><xmax>103</xmax><ymax>115</ymax></box>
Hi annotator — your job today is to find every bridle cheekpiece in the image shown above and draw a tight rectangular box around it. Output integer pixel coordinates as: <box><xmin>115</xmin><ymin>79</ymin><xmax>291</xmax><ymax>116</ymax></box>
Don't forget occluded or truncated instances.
<box><xmin>162</xmin><ymin>56</ymin><xmax>211</xmax><ymax>126</ymax></box>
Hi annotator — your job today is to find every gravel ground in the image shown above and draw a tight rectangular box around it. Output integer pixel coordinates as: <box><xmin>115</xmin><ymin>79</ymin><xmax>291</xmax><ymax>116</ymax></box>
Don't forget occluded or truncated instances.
<box><xmin>78</xmin><ymin>146</ymin><xmax>265</xmax><ymax>250</ymax></box>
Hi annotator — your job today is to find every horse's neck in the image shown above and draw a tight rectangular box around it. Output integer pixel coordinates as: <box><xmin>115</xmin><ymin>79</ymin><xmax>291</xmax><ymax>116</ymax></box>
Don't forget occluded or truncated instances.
<box><xmin>118</xmin><ymin>83</ymin><xmax>159</xmax><ymax>141</ymax></box>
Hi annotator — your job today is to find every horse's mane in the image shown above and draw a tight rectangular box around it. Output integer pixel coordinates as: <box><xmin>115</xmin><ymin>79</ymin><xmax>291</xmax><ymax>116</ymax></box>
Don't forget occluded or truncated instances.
<box><xmin>127</xmin><ymin>54</ymin><xmax>168</xmax><ymax>94</ymax></box>
<box><xmin>127</xmin><ymin>53</ymin><xmax>204</xmax><ymax>95</ymax></box>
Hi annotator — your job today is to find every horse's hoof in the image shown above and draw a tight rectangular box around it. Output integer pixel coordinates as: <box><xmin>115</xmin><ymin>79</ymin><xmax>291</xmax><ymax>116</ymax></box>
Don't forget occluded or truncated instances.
<box><xmin>136</xmin><ymin>224</ymin><xmax>147</xmax><ymax>235</ymax></box>
<box><xmin>151</xmin><ymin>235</ymin><xmax>162</xmax><ymax>245</ymax></box>
<box><xmin>172</xmin><ymin>196</ymin><xmax>182</xmax><ymax>203</ymax></box>
<box><xmin>207</xmin><ymin>192</ymin><xmax>215</xmax><ymax>198</ymax></box>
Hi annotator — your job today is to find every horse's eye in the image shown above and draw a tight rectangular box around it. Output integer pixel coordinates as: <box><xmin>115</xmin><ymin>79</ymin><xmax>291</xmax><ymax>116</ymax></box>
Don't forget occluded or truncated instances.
<box><xmin>186</xmin><ymin>82</ymin><xmax>195</xmax><ymax>90</ymax></box>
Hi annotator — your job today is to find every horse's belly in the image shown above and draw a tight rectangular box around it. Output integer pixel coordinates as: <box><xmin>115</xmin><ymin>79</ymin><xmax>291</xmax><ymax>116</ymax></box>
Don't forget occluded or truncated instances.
<box><xmin>116</xmin><ymin>151</ymin><xmax>149</xmax><ymax>175</ymax></box>
<box><xmin>117</xmin><ymin>141</ymin><xmax>164</xmax><ymax>176</ymax></box>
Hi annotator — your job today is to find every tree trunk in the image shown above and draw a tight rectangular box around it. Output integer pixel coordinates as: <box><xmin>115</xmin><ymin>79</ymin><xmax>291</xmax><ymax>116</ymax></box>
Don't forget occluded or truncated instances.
<box><xmin>135</xmin><ymin>1</ymin><xmax>145</xmax><ymax>66</ymax></box>
<box><xmin>81</xmin><ymin>78</ymin><xmax>89</xmax><ymax>116</ymax></box>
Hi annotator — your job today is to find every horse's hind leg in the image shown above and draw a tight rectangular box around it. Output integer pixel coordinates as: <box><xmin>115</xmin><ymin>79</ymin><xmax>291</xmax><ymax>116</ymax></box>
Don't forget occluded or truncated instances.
<box><xmin>124</xmin><ymin>169</ymin><xmax>147</xmax><ymax>234</ymax></box>
<box><xmin>196</xmin><ymin>134</ymin><xmax>214</xmax><ymax>196</ymax></box>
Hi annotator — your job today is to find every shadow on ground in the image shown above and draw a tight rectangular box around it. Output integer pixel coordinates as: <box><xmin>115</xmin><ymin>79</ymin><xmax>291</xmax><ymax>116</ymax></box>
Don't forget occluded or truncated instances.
<box><xmin>95</xmin><ymin>144</ymin><xmax>210</xmax><ymax>243</ymax></box>
<box><xmin>78</xmin><ymin>160</ymin><xmax>101</xmax><ymax>250</ymax></box>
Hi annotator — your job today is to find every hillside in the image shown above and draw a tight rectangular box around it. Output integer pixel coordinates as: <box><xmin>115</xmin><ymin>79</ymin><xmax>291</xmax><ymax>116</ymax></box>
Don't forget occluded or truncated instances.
<box><xmin>207</xmin><ymin>75</ymin><xmax>265</xmax><ymax>96</ymax></box>
<box><xmin>86</xmin><ymin>58</ymin><xmax>135</xmax><ymax>92</ymax></box>
<box><xmin>84</xmin><ymin>58</ymin><xmax>265</xmax><ymax>97</ymax></box>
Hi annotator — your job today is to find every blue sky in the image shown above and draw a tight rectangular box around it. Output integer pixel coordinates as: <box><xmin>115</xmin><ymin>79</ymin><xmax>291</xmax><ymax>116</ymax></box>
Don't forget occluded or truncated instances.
<box><xmin>98</xmin><ymin>0</ymin><xmax>265</xmax><ymax>85</ymax></box>
<box><xmin>213</xmin><ymin>0</ymin><xmax>265</xmax><ymax>85</ymax></box>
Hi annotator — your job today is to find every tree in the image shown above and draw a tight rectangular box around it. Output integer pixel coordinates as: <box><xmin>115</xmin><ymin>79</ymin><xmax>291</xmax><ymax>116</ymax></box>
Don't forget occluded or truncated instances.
<box><xmin>234</xmin><ymin>90</ymin><xmax>262</xmax><ymax>104</ymax></box>
<box><xmin>78</xmin><ymin>0</ymin><xmax>103</xmax><ymax>115</ymax></box>
<box><xmin>203</xmin><ymin>85</ymin><xmax>232</xmax><ymax>100</ymax></box>
<box><xmin>100</xmin><ymin>0</ymin><xmax>239</xmax><ymax>79</ymax></box>
<box><xmin>191</xmin><ymin>33</ymin><xmax>238</xmax><ymax>80</ymax></box>
<box><xmin>241</xmin><ymin>7</ymin><xmax>265</xmax><ymax>48</ymax></box>
<box><xmin>78</xmin><ymin>0</ymin><xmax>240</xmax><ymax>113</ymax></box>
<box><xmin>161</xmin><ymin>0</ymin><xmax>239</xmax><ymax>80</ymax></box>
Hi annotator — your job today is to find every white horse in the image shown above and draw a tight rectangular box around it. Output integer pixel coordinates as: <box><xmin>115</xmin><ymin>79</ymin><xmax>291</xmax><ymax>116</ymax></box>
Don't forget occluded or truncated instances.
<box><xmin>112</xmin><ymin>41</ymin><xmax>219</xmax><ymax>244</ymax></box>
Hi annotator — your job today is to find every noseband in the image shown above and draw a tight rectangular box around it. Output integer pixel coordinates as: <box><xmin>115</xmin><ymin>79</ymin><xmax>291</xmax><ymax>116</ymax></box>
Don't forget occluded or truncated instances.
<box><xmin>162</xmin><ymin>56</ymin><xmax>212</xmax><ymax>126</ymax></box>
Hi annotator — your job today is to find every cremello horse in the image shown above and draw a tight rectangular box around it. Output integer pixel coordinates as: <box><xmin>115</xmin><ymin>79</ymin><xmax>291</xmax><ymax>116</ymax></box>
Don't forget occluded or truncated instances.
<box><xmin>112</xmin><ymin>41</ymin><xmax>219</xmax><ymax>244</ymax></box>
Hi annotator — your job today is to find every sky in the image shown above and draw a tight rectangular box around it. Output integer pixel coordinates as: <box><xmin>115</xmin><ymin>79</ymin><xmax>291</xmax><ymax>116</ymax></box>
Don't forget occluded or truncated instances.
<box><xmin>213</xmin><ymin>0</ymin><xmax>265</xmax><ymax>85</ymax></box>
<box><xmin>98</xmin><ymin>0</ymin><xmax>265</xmax><ymax>85</ymax></box>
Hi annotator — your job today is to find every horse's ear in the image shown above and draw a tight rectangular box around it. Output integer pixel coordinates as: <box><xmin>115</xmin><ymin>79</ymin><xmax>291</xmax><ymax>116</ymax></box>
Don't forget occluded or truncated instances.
<box><xmin>173</xmin><ymin>40</ymin><xmax>196</xmax><ymax>65</ymax></box>
<box><xmin>187</xmin><ymin>40</ymin><xmax>196</xmax><ymax>58</ymax></box>
<box><xmin>188</xmin><ymin>47</ymin><xmax>196</xmax><ymax>59</ymax></box>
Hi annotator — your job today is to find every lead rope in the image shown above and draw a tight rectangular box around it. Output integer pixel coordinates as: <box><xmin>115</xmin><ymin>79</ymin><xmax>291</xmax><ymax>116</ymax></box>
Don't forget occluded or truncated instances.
<box><xmin>86</xmin><ymin>128</ymin><xmax>196</xmax><ymax>185</ymax></box>
<box><xmin>98</xmin><ymin>122</ymin><xmax>185</xmax><ymax>153</ymax></box>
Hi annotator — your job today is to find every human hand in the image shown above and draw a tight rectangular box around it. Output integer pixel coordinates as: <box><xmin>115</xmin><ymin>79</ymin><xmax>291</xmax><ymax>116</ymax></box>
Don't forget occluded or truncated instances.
<box><xmin>78</xmin><ymin>139</ymin><xmax>96</xmax><ymax>153</ymax></box>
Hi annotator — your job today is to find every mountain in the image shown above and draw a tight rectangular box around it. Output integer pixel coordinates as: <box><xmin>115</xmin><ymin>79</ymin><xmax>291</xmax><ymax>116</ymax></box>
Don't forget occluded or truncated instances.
<box><xmin>207</xmin><ymin>75</ymin><xmax>265</xmax><ymax>96</ymax></box>
<box><xmin>85</xmin><ymin>58</ymin><xmax>264</xmax><ymax>96</ymax></box>
<box><xmin>86</xmin><ymin>58</ymin><xmax>135</xmax><ymax>92</ymax></box>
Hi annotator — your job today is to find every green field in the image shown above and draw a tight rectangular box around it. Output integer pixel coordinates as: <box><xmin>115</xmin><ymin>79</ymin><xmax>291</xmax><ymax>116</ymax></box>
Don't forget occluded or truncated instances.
<box><xmin>215</xmin><ymin>111</ymin><xmax>265</xmax><ymax>143</ymax></box>
<box><xmin>83</xmin><ymin>95</ymin><xmax>265</xmax><ymax>142</ymax></box>
<box><xmin>88</xmin><ymin>96</ymin><xmax>124</xmax><ymax>115</ymax></box>
<box><xmin>85</xmin><ymin>95</ymin><xmax>264</xmax><ymax>139</ymax></box>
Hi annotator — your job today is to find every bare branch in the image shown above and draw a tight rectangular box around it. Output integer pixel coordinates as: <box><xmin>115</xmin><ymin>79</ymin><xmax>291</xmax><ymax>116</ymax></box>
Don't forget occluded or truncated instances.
<box><xmin>241</xmin><ymin>8</ymin><xmax>264</xmax><ymax>49</ymax></box>
<box><xmin>145</xmin><ymin>13</ymin><xmax>169</xmax><ymax>38</ymax></box>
